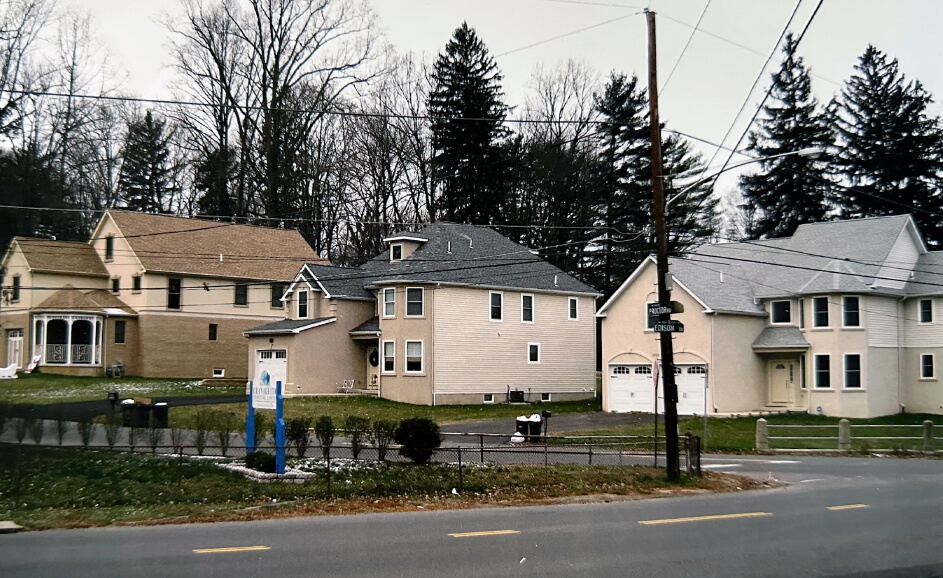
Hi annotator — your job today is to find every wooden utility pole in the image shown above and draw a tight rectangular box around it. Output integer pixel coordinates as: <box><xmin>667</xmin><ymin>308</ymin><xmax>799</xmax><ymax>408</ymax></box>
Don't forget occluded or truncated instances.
<box><xmin>646</xmin><ymin>9</ymin><xmax>680</xmax><ymax>481</ymax></box>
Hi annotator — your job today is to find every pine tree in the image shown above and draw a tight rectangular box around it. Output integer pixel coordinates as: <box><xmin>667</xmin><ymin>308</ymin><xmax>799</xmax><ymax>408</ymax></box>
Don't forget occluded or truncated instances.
<box><xmin>832</xmin><ymin>45</ymin><xmax>943</xmax><ymax>244</ymax></box>
<box><xmin>118</xmin><ymin>110</ymin><xmax>174</xmax><ymax>213</ymax></box>
<box><xmin>427</xmin><ymin>22</ymin><xmax>510</xmax><ymax>224</ymax></box>
<box><xmin>739</xmin><ymin>34</ymin><xmax>833</xmax><ymax>239</ymax></box>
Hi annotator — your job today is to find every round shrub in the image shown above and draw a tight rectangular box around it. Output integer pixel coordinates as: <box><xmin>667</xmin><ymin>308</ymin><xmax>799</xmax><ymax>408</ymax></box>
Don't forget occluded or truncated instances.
<box><xmin>245</xmin><ymin>451</ymin><xmax>276</xmax><ymax>473</ymax></box>
<box><xmin>394</xmin><ymin>418</ymin><xmax>442</xmax><ymax>464</ymax></box>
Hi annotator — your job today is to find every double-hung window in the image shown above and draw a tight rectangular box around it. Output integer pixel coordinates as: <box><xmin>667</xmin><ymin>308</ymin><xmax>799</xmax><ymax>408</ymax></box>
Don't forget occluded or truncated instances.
<box><xmin>390</xmin><ymin>244</ymin><xmax>403</xmax><ymax>261</ymax></box>
<box><xmin>921</xmin><ymin>354</ymin><xmax>935</xmax><ymax>379</ymax></box>
<box><xmin>382</xmin><ymin>341</ymin><xmax>395</xmax><ymax>373</ymax></box>
<box><xmin>406</xmin><ymin>287</ymin><xmax>423</xmax><ymax>317</ymax></box>
<box><xmin>11</xmin><ymin>276</ymin><xmax>20</xmax><ymax>302</ymax></box>
<box><xmin>234</xmin><ymin>283</ymin><xmax>248</xmax><ymax>306</ymax></box>
<box><xmin>490</xmin><ymin>291</ymin><xmax>503</xmax><ymax>321</ymax></box>
<box><xmin>297</xmin><ymin>290</ymin><xmax>308</xmax><ymax>319</ymax></box>
<box><xmin>844</xmin><ymin>354</ymin><xmax>861</xmax><ymax>388</ymax></box>
<box><xmin>405</xmin><ymin>340</ymin><xmax>423</xmax><ymax>373</ymax></box>
<box><xmin>568</xmin><ymin>297</ymin><xmax>578</xmax><ymax>320</ymax></box>
<box><xmin>919</xmin><ymin>299</ymin><xmax>933</xmax><ymax>323</ymax></box>
<box><xmin>771</xmin><ymin>300</ymin><xmax>791</xmax><ymax>324</ymax></box>
<box><xmin>842</xmin><ymin>296</ymin><xmax>860</xmax><ymax>327</ymax></box>
<box><xmin>105</xmin><ymin>235</ymin><xmax>114</xmax><ymax>261</ymax></box>
<box><xmin>527</xmin><ymin>343</ymin><xmax>540</xmax><ymax>364</ymax></box>
<box><xmin>114</xmin><ymin>320</ymin><xmax>126</xmax><ymax>344</ymax></box>
<box><xmin>521</xmin><ymin>294</ymin><xmax>534</xmax><ymax>323</ymax></box>
<box><xmin>382</xmin><ymin>288</ymin><xmax>395</xmax><ymax>317</ymax></box>
<box><xmin>813</xmin><ymin>297</ymin><xmax>829</xmax><ymax>328</ymax></box>
<box><xmin>814</xmin><ymin>354</ymin><xmax>830</xmax><ymax>388</ymax></box>
<box><xmin>168</xmin><ymin>278</ymin><xmax>182</xmax><ymax>310</ymax></box>
<box><xmin>270</xmin><ymin>284</ymin><xmax>285</xmax><ymax>308</ymax></box>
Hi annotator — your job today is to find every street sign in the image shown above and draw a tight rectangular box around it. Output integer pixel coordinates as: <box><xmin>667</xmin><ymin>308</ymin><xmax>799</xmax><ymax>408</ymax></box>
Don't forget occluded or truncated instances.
<box><xmin>647</xmin><ymin>303</ymin><xmax>673</xmax><ymax>316</ymax></box>
<box><xmin>653</xmin><ymin>320</ymin><xmax>684</xmax><ymax>333</ymax></box>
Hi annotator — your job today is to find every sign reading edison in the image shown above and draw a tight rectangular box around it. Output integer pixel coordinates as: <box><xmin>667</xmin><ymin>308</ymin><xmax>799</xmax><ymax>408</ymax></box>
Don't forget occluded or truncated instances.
<box><xmin>252</xmin><ymin>369</ymin><xmax>278</xmax><ymax>410</ymax></box>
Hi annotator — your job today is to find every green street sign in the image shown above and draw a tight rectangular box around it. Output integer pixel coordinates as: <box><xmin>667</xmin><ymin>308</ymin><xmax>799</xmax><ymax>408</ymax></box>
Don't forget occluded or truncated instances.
<box><xmin>653</xmin><ymin>320</ymin><xmax>684</xmax><ymax>333</ymax></box>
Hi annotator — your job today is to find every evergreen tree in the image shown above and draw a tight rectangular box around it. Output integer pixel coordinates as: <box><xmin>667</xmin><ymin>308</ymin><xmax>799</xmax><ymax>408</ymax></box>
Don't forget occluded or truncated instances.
<box><xmin>427</xmin><ymin>22</ymin><xmax>510</xmax><ymax>224</ymax></box>
<box><xmin>118</xmin><ymin>110</ymin><xmax>174</xmax><ymax>213</ymax></box>
<box><xmin>195</xmin><ymin>146</ymin><xmax>238</xmax><ymax>218</ymax></box>
<box><xmin>739</xmin><ymin>34</ymin><xmax>833</xmax><ymax>239</ymax></box>
<box><xmin>831</xmin><ymin>45</ymin><xmax>943</xmax><ymax>244</ymax></box>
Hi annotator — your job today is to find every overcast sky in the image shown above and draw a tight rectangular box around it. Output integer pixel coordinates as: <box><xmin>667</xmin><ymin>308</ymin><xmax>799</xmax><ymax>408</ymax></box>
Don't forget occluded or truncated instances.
<box><xmin>70</xmin><ymin>0</ymin><xmax>943</xmax><ymax>195</ymax></box>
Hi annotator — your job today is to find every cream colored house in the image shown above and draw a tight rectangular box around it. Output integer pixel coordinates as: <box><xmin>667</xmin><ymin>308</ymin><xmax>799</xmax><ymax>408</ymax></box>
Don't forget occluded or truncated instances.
<box><xmin>598</xmin><ymin>215</ymin><xmax>943</xmax><ymax>418</ymax></box>
<box><xmin>0</xmin><ymin>210</ymin><xmax>323</xmax><ymax>379</ymax></box>
<box><xmin>245</xmin><ymin>222</ymin><xmax>600</xmax><ymax>405</ymax></box>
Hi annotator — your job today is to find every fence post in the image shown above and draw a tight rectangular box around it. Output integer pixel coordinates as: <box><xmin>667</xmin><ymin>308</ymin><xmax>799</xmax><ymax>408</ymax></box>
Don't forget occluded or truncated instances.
<box><xmin>588</xmin><ymin>445</ymin><xmax>592</xmax><ymax>466</ymax></box>
<box><xmin>457</xmin><ymin>447</ymin><xmax>463</xmax><ymax>492</ymax></box>
<box><xmin>755</xmin><ymin>418</ymin><xmax>769</xmax><ymax>451</ymax></box>
<box><xmin>544</xmin><ymin>442</ymin><xmax>548</xmax><ymax>468</ymax></box>
<box><xmin>480</xmin><ymin>434</ymin><xmax>484</xmax><ymax>464</ymax></box>
<box><xmin>838</xmin><ymin>419</ymin><xmax>851</xmax><ymax>451</ymax></box>
<box><xmin>685</xmin><ymin>434</ymin><xmax>692</xmax><ymax>475</ymax></box>
<box><xmin>326</xmin><ymin>446</ymin><xmax>332</xmax><ymax>496</ymax></box>
<box><xmin>923</xmin><ymin>420</ymin><xmax>934</xmax><ymax>452</ymax></box>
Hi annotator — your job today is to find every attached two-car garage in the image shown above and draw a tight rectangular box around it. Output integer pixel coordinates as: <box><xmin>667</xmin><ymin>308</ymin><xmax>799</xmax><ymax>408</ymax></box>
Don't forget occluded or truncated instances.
<box><xmin>607</xmin><ymin>363</ymin><xmax>707</xmax><ymax>415</ymax></box>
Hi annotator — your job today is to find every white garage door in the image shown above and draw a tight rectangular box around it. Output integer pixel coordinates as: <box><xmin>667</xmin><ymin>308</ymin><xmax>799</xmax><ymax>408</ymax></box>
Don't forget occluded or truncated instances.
<box><xmin>608</xmin><ymin>364</ymin><xmax>656</xmax><ymax>413</ymax></box>
<box><xmin>676</xmin><ymin>364</ymin><xmax>707</xmax><ymax>415</ymax></box>
<box><xmin>255</xmin><ymin>349</ymin><xmax>287</xmax><ymax>390</ymax></box>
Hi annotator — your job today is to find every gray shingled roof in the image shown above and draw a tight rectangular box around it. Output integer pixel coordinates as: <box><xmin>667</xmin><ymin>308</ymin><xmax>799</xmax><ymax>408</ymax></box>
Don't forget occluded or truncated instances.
<box><xmin>244</xmin><ymin>317</ymin><xmax>334</xmax><ymax>335</ymax></box>
<box><xmin>670</xmin><ymin>215</ymin><xmax>921</xmax><ymax>313</ymax></box>
<box><xmin>304</xmin><ymin>264</ymin><xmax>374</xmax><ymax>300</ymax></box>
<box><xmin>360</xmin><ymin>222</ymin><xmax>598</xmax><ymax>295</ymax></box>
<box><xmin>349</xmin><ymin>316</ymin><xmax>380</xmax><ymax>334</ymax></box>
<box><xmin>908</xmin><ymin>251</ymin><xmax>943</xmax><ymax>296</ymax></box>
<box><xmin>751</xmin><ymin>326</ymin><xmax>810</xmax><ymax>349</ymax></box>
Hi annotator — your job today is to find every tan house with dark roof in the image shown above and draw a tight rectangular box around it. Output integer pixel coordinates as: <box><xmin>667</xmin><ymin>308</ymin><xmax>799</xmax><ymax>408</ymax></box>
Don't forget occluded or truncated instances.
<box><xmin>1</xmin><ymin>210</ymin><xmax>323</xmax><ymax>378</ymax></box>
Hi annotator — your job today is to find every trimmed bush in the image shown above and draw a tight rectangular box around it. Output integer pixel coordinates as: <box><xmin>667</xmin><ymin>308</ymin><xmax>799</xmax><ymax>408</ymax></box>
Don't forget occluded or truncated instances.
<box><xmin>344</xmin><ymin>415</ymin><xmax>371</xmax><ymax>459</ymax></box>
<box><xmin>395</xmin><ymin>418</ymin><xmax>442</xmax><ymax>464</ymax></box>
<box><xmin>373</xmin><ymin>419</ymin><xmax>397</xmax><ymax>462</ymax></box>
<box><xmin>245</xmin><ymin>451</ymin><xmax>277</xmax><ymax>473</ymax></box>
<box><xmin>286</xmin><ymin>417</ymin><xmax>313</xmax><ymax>458</ymax></box>
<box><xmin>314</xmin><ymin>416</ymin><xmax>335</xmax><ymax>458</ymax></box>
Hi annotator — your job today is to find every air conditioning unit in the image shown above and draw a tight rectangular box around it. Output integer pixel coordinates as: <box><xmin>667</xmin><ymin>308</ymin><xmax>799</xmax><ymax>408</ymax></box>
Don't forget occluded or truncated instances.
<box><xmin>508</xmin><ymin>390</ymin><xmax>525</xmax><ymax>403</ymax></box>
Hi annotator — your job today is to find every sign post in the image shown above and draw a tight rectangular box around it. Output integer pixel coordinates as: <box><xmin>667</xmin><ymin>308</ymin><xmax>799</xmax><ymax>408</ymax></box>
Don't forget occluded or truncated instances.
<box><xmin>275</xmin><ymin>381</ymin><xmax>285</xmax><ymax>474</ymax></box>
<box><xmin>246</xmin><ymin>382</ymin><xmax>255</xmax><ymax>455</ymax></box>
<box><xmin>248</xmin><ymin>367</ymin><xmax>284</xmax><ymax>473</ymax></box>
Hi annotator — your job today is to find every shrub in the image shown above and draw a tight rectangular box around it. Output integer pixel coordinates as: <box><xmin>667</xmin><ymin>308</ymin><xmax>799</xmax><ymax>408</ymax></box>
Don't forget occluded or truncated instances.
<box><xmin>395</xmin><ymin>418</ymin><xmax>442</xmax><ymax>464</ymax></box>
<box><xmin>314</xmin><ymin>416</ymin><xmax>335</xmax><ymax>458</ymax></box>
<box><xmin>0</xmin><ymin>401</ymin><xmax>10</xmax><ymax>436</ymax></box>
<box><xmin>76</xmin><ymin>420</ymin><xmax>95</xmax><ymax>447</ymax></box>
<box><xmin>246</xmin><ymin>451</ymin><xmax>277</xmax><ymax>473</ymax></box>
<box><xmin>128</xmin><ymin>426</ymin><xmax>140</xmax><ymax>453</ymax></box>
<box><xmin>170</xmin><ymin>426</ymin><xmax>184</xmax><ymax>455</ymax></box>
<box><xmin>373</xmin><ymin>419</ymin><xmax>397</xmax><ymax>462</ymax></box>
<box><xmin>214</xmin><ymin>412</ymin><xmax>236</xmax><ymax>457</ymax></box>
<box><xmin>251</xmin><ymin>411</ymin><xmax>270</xmax><ymax>446</ymax></box>
<box><xmin>147</xmin><ymin>415</ymin><xmax>163</xmax><ymax>454</ymax></box>
<box><xmin>194</xmin><ymin>409</ymin><xmax>212</xmax><ymax>455</ymax></box>
<box><xmin>286</xmin><ymin>417</ymin><xmax>313</xmax><ymax>458</ymax></box>
<box><xmin>55</xmin><ymin>404</ymin><xmax>68</xmax><ymax>446</ymax></box>
<box><xmin>344</xmin><ymin>415</ymin><xmax>371</xmax><ymax>459</ymax></box>
<box><xmin>28</xmin><ymin>411</ymin><xmax>44</xmax><ymax>444</ymax></box>
<box><xmin>102</xmin><ymin>411</ymin><xmax>120</xmax><ymax>448</ymax></box>
<box><xmin>15</xmin><ymin>415</ymin><xmax>30</xmax><ymax>443</ymax></box>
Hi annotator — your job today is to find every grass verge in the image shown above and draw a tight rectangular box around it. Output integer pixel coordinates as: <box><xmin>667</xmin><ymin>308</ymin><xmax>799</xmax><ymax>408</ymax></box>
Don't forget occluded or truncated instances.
<box><xmin>0</xmin><ymin>373</ymin><xmax>242</xmax><ymax>404</ymax></box>
<box><xmin>0</xmin><ymin>444</ymin><xmax>762</xmax><ymax>531</ymax></box>
<box><xmin>555</xmin><ymin>413</ymin><xmax>942</xmax><ymax>453</ymax></box>
<box><xmin>169</xmin><ymin>394</ymin><xmax>601</xmax><ymax>431</ymax></box>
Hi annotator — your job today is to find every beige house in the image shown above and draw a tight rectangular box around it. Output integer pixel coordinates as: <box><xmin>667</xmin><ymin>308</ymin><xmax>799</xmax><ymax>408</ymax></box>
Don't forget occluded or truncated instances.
<box><xmin>0</xmin><ymin>210</ymin><xmax>323</xmax><ymax>379</ymax></box>
<box><xmin>245</xmin><ymin>222</ymin><xmax>600</xmax><ymax>405</ymax></box>
<box><xmin>598</xmin><ymin>215</ymin><xmax>943</xmax><ymax>418</ymax></box>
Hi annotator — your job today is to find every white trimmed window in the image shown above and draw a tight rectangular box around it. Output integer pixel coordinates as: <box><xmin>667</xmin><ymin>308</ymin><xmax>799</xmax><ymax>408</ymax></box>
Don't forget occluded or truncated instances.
<box><xmin>234</xmin><ymin>283</ymin><xmax>248</xmax><ymax>306</ymax></box>
<box><xmin>568</xmin><ymin>297</ymin><xmax>578</xmax><ymax>320</ymax></box>
<box><xmin>490</xmin><ymin>291</ymin><xmax>503</xmax><ymax>321</ymax></box>
<box><xmin>540</xmin><ymin>392</ymin><xmax>551</xmax><ymax>402</ymax></box>
<box><xmin>527</xmin><ymin>342</ymin><xmax>540</xmax><ymax>364</ymax></box>
<box><xmin>921</xmin><ymin>354</ymin><xmax>935</xmax><ymax>379</ymax></box>
<box><xmin>814</xmin><ymin>354</ymin><xmax>830</xmax><ymax>388</ymax></box>
<box><xmin>406</xmin><ymin>287</ymin><xmax>423</xmax><ymax>317</ymax></box>
<box><xmin>844</xmin><ymin>354</ymin><xmax>861</xmax><ymax>388</ymax></box>
<box><xmin>521</xmin><ymin>294</ymin><xmax>534</xmax><ymax>323</ymax></box>
<box><xmin>842</xmin><ymin>296</ymin><xmax>861</xmax><ymax>327</ymax></box>
<box><xmin>813</xmin><ymin>297</ymin><xmax>829</xmax><ymax>328</ymax></box>
<box><xmin>919</xmin><ymin>299</ymin><xmax>933</xmax><ymax>324</ymax></box>
<box><xmin>405</xmin><ymin>340</ymin><xmax>423</xmax><ymax>373</ymax></box>
<box><xmin>770</xmin><ymin>300</ymin><xmax>791</xmax><ymax>324</ymax></box>
<box><xmin>382</xmin><ymin>340</ymin><xmax>395</xmax><ymax>373</ymax></box>
<box><xmin>297</xmin><ymin>290</ymin><xmax>309</xmax><ymax>319</ymax></box>
<box><xmin>483</xmin><ymin>393</ymin><xmax>495</xmax><ymax>404</ymax></box>
<box><xmin>390</xmin><ymin>244</ymin><xmax>403</xmax><ymax>261</ymax></box>
<box><xmin>383</xmin><ymin>288</ymin><xmax>395</xmax><ymax>317</ymax></box>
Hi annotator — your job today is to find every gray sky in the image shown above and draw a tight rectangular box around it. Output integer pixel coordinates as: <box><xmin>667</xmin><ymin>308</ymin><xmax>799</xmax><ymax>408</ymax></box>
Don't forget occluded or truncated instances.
<box><xmin>73</xmin><ymin>0</ymin><xmax>943</xmax><ymax>193</ymax></box>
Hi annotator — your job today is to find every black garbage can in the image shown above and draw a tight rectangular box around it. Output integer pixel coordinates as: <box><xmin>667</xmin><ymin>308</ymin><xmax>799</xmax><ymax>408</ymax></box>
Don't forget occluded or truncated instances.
<box><xmin>121</xmin><ymin>402</ymin><xmax>151</xmax><ymax>428</ymax></box>
<box><xmin>529</xmin><ymin>418</ymin><xmax>543</xmax><ymax>441</ymax></box>
<box><xmin>515</xmin><ymin>417</ymin><xmax>529</xmax><ymax>439</ymax></box>
<box><xmin>151</xmin><ymin>403</ymin><xmax>169</xmax><ymax>428</ymax></box>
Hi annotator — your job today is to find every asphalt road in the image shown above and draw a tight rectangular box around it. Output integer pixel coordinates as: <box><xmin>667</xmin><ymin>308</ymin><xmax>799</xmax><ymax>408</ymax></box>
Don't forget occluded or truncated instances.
<box><xmin>3</xmin><ymin>454</ymin><xmax>943</xmax><ymax>577</ymax></box>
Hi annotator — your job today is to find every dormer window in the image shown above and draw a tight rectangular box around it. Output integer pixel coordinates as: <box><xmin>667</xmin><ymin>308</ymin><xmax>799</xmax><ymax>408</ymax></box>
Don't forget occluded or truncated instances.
<box><xmin>391</xmin><ymin>244</ymin><xmax>403</xmax><ymax>261</ymax></box>
<box><xmin>105</xmin><ymin>235</ymin><xmax>114</xmax><ymax>261</ymax></box>
<box><xmin>297</xmin><ymin>290</ymin><xmax>309</xmax><ymax>319</ymax></box>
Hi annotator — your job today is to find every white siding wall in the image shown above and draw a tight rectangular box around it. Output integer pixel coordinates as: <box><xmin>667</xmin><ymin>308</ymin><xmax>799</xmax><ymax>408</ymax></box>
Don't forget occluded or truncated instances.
<box><xmin>866</xmin><ymin>296</ymin><xmax>900</xmax><ymax>348</ymax></box>
<box><xmin>875</xmin><ymin>227</ymin><xmax>919</xmax><ymax>290</ymax></box>
<box><xmin>903</xmin><ymin>297</ymin><xmax>943</xmax><ymax>348</ymax></box>
<box><xmin>433</xmin><ymin>287</ymin><xmax>595</xmax><ymax>395</ymax></box>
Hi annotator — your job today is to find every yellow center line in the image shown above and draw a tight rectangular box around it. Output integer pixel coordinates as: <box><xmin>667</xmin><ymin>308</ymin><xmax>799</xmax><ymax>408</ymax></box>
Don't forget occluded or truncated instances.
<box><xmin>639</xmin><ymin>512</ymin><xmax>772</xmax><ymax>525</ymax></box>
<box><xmin>827</xmin><ymin>504</ymin><xmax>869</xmax><ymax>511</ymax></box>
<box><xmin>449</xmin><ymin>530</ymin><xmax>520</xmax><ymax>538</ymax></box>
<box><xmin>193</xmin><ymin>546</ymin><xmax>271</xmax><ymax>554</ymax></box>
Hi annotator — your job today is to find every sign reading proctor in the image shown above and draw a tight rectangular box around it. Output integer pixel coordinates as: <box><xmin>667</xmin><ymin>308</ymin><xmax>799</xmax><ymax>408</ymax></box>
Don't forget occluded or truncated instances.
<box><xmin>647</xmin><ymin>303</ymin><xmax>673</xmax><ymax>316</ymax></box>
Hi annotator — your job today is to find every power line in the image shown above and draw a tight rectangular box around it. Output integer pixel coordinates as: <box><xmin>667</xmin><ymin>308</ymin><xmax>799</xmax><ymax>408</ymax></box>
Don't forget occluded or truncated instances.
<box><xmin>497</xmin><ymin>11</ymin><xmax>642</xmax><ymax>58</ymax></box>
<box><xmin>658</xmin><ymin>0</ymin><xmax>712</xmax><ymax>97</ymax></box>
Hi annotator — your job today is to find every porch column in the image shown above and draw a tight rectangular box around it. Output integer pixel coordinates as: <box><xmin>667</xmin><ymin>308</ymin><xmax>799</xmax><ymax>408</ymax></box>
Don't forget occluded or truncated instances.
<box><xmin>66</xmin><ymin>317</ymin><xmax>73</xmax><ymax>365</ymax></box>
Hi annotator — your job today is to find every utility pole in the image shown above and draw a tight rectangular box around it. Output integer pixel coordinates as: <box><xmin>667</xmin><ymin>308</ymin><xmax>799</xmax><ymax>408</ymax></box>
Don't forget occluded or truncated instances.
<box><xmin>646</xmin><ymin>9</ymin><xmax>680</xmax><ymax>482</ymax></box>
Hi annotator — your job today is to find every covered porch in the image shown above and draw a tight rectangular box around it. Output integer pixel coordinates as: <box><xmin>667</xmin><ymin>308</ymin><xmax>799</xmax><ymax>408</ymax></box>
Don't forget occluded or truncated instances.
<box><xmin>752</xmin><ymin>326</ymin><xmax>810</xmax><ymax>411</ymax></box>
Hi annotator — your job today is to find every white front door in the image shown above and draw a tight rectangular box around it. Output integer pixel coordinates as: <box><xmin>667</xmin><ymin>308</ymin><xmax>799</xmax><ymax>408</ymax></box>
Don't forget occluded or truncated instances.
<box><xmin>7</xmin><ymin>330</ymin><xmax>23</xmax><ymax>369</ymax></box>
<box><xmin>769</xmin><ymin>360</ymin><xmax>794</xmax><ymax>405</ymax></box>
<box><xmin>676</xmin><ymin>365</ymin><xmax>707</xmax><ymax>415</ymax></box>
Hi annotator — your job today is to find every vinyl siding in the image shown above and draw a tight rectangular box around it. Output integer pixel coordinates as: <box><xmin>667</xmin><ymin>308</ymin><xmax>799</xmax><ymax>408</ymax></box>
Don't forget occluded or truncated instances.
<box><xmin>903</xmin><ymin>298</ymin><xmax>943</xmax><ymax>348</ymax></box>
<box><xmin>874</xmin><ymin>227</ymin><xmax>919</xmax><ymax>290</ymax></box>
<box><xmin>866</xmin><ymin>296</ymin><xmax>900</xmax><ymax>348</ymax></box>
<box><xmin>433</xmin><ymin>286</ymin><xmax>595</xmax><ymax>396</ymax></box>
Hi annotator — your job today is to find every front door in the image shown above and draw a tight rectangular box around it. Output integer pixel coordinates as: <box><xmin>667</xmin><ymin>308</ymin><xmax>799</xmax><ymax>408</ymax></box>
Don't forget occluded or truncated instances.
<box><xmin>6</xmin><ymin>329</ymin><xmax>23</xmax><ymax>369</ymax></box>
<box><xmin>769</xmin><ymin>359</ymin><xmax>794</xmax><ymax>405</ymax></box>
<box><xmin>366</xmin><ymin>346</ymin><xmax>380</xmax><ymax>389</ymax></box>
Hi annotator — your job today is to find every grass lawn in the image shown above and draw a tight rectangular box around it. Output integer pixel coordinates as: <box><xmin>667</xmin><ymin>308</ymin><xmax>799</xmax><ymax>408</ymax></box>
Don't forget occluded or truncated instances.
<box><xmin>555</xmin><ymin>413</ymin><xmax>942</xmax><ymax>453</ymax></box>
<box><xmin>0</xmin><ymin>373</ymin><xmax>243</xmax><ymax>404</ymax></box>
<box><xmin>169</xmin><ymin>394</ymin><xmax>602</xmax><ymax>431</ymax></box>
<box><xmin>0</xmin><ymin>444</ymin><xmax>758</xmax><ymax>531</ymax></box>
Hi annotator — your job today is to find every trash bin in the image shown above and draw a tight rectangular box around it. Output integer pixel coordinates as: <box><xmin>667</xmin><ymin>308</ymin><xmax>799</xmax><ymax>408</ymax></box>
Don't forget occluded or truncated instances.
<box><xmin>527</xmin><ymin>414</ymin><xmax>543</xmax><ymax>441</ymax></box>
<box><xmin>515</xmin><ymin>416</ymin><xmax>529</xmax><ymax>440</ymax></box>
<box><xmin>121</xmin><ymin>400</ymin><xmax>151</xmax><ymax>428</ymax></box>
<box><xmin>151</xmin><ymin>402</ymin><xmax>169</xmax><ymax>428</ymax></box>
